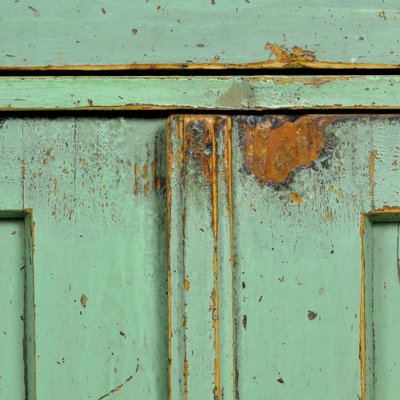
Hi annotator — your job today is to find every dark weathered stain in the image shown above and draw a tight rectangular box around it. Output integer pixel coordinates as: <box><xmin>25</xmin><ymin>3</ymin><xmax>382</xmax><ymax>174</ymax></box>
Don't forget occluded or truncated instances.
<box><xmin>307</xmin><ymin>310</ymin><xmax>318</xmax><ymax>320</ymax></box>
<box><xmin>96</xmin><ymin>375</ymin><xmax>133</xmax><ymax>400</ymax></box>
<box><xmin>184</xmin><ymin>116</ymin><xmax>227</xmax><ymax>185</ymax></box>
<box><xmin>27</xmin><ymin>5</ymin><xmax>40</xmax><ymax>17</ymax></box>
<box><xmin>242</xmin><ymin>315</ymin><xmax>247</xmax><ymax>329</ymax></box>
<box><xmin>239</xmin><ymin>115</ymin><xmax>338</xmax><ymax>187</ymax></box>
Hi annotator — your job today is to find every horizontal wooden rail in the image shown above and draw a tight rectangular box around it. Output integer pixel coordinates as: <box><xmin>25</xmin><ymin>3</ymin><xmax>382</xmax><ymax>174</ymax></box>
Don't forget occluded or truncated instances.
<box><xmin>1</xmin><ymin>76</ymin><xmax>400</xmax><ymax>111</ymax></box>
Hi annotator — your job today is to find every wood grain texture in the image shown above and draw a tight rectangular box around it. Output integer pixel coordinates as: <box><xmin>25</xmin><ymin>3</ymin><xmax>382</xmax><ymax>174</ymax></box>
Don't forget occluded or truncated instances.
<box><xmin>0</xmin><ymin>219</ymin><xmax>26</xmax><ymax>399</ymax></box>
<box><xmin>3</xmin><ymin>76</ymin><xmax>400</xmax><ymax>110</ymax></box>
<box><xmin>0</xmin><ymin>117</ymin><xmax>168</xmax><ymax>399</ymax></box>
<box><xmin>1</xmin><ymin>0</ymin><xmax>400</xmax><ymax>69</ymax></box>
<box><xmin>167</xmin><ymin>114</ymin><xmax>400</xmax><ymax>400</ymax></box>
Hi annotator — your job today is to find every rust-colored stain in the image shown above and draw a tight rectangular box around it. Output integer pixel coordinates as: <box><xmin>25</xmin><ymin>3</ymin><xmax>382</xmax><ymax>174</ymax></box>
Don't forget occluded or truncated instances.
<box><xmin>183</xmin><ymin>312</ymin><xmax>189</xmax><ymax>400</ymax></box>
<box><xmin>326</xmin><ymin>209</ymin><xmax>332</xmax><ymax>221</ymax></box>
<box><xmin>266</xmin><ymin>43</ymin><xmax>316</xmax><ymax>66</ymax></box>
<box><xmin>240</xmin><ymin>115</ymin><xmax>335</xmax><ymax>186</ymax></box>
<box><xmin>53</xmin><ymin>178</ymin><xmax>57</xmax><ymax>196</ymax></box>
<box><xmin>133</xmin><ymin>163</ymin><xmax>140</xmax><ymax>196</ymax></box>
<box><xmin>184</xmin><ymin>278</ymin><xmax>190</xmax><ymax>291</ymax></box>
<box><xmin>242</xmin><ymin>315</ymin><xmax>247</xmax><ymax>330</ymax></box>
<box><xmin>290</xmin><ymin>192</ymin><xmax>302</xmax><ymax>205</ymax></box>
<box><xmin>183</xmin><ymin>115</ymin><xmax>228</xmax><ymax>186</ymax></box>
<box><xmin>369</xmin><ymin>149</ymin><xmax>378</xmax><ymax>207</ymax></box>
<box><xmin>80</xmin><ymin>294</ymin><xmax>87</xmax><ymax>309</ymax></box>
<box><xmin>97</xmin><ymin>375</ymin><xmax>133</xmax><ymax>400</ymax></box>
<box><xmin>378</xmin><ymin>10</ymin><xmax>387</xmax><ymax>20</ymax></box>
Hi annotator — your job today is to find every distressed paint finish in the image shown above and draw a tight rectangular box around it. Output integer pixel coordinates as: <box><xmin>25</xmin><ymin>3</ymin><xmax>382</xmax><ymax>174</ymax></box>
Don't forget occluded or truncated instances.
<box><xmin>0</xmin><ymin>117</ymin><xmax>168</xmax><ymax>399</ymax></box>
<box><xmin>1</xmin><ymin>1</ymin><xmax>400</xmax><ymax>69</ymax></box>
<box><xmin>0</xmin><ymin>219</ymin><xmax>25</xmax><ymax>399</ymax></box>
<box><xmin>3</xmin><ymin>76</ymin><xmax>400</xmax><ymax>110</ymax></box>
<box><xmin>167</xmin><ymin>115</ymin><xmax>400</xmax><ymax>400</ymax></box>
<box><xmin>167</xmin><ymin>116</ymin><xmax>235</xmax><ymax>400</ymax></box>
<box><xmin>368</xmin><ymin>222</ymin><xmax>400</xmax><ymax>399</ymax></box>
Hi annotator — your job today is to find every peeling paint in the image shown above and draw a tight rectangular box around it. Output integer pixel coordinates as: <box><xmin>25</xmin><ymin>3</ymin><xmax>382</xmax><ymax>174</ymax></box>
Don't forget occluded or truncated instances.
<box><xmin>239</xmin><ymin>115</ymin><xmax>337</xmax><ymax>187</ymax></box>
<box><xmin>265</xmin><ymin>43</ymin><xmax>316</xmax><ymax>66</ymax></box>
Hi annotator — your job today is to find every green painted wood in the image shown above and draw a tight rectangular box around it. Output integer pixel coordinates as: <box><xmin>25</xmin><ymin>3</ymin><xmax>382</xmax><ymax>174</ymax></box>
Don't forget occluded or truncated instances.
<box><xmin>368</xmin><ymin>222</ymin><xmax>400</xmax><ymax>400</ymax></box>
<box><xmin>0</xmin><ymin>117</ymin><xmax>168</xmax><ymax>399</ymax></box>
<box><xmin>1</xmin><ymin>0</ymin><xmax>400</xmax><ymax>68</ymax></box>
<box><xmin>168</xmin><ymin>115</ymin><xmax>400</xmax><ymax>400</ymax></box>
<box><xmin>168</xmin><ymin>116</ymin><xmax>235</xmax><ymax>399</ymax></box>
<box><xmin>0</xmin><ymin>219</ymin><xmax>25</xmax><ymax>399</ymax></box>
<box><xmin>3</xmin><ymin>76</ymin><xmax>400</xmax><ymax>110</ymax></box>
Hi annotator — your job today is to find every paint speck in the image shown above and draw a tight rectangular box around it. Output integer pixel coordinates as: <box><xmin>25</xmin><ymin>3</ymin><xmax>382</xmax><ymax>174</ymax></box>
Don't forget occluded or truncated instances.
<box><xmin>80</xmin><ymin>294</ymin><xmax>87</xmax><ymax>308</ymax></box>
<box><xmin>87</xmin><ymin>99</ymin><xmax>93</xmax><ymax>106</ymax></box>
<box><xmin>119</xmin><ymin>331</ymin><xmax>126</xmax><ymax>337</ymax></box>
<box><xmin>132</xmin><ymin>28</ymin><xmax>138</xmax><ymax>35</ymax></box>
<box><xmin>242</xmin><ymin>315</ymin><xmax>247</xmax><ymax>329</ymax></box>
<box><xmin>378</xmin><ymin>10</ymin><xmax>387</xmax><ymax>20</ymax></box>
<box><xmin>28</xmin><ymin>5</ymin><xmax>40</xmax><ymax>16</ymax></box>
<box><xmin>101</xmin><ymin>7</ymin><xmax>106</xmax><ymax>14</ymax></box>
<box><xmin>277</xmin><ymin>377</ymin><xmax>284</xmax><ymax>384</ymax></box>
<box><xmin>184</xmin><ymin>279</ymin><xmax>190</xmax><ymax>291</ymax></box>
<box><xmin>290</xmin><ymin>192</ymin><xmax>302</xmax><ymax>205</ymax></box>
<box><xmin>308</xmin><ymin>310</ymin><xmax>318</xmax><ymax>320</ymax></box>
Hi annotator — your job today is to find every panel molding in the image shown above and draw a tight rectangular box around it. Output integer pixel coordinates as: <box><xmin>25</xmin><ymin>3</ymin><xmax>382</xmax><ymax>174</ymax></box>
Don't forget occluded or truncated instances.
<box><xmin>2</xmin><ymin>76</ymin><xmax>400</xmax><ymax>111</ymax></box>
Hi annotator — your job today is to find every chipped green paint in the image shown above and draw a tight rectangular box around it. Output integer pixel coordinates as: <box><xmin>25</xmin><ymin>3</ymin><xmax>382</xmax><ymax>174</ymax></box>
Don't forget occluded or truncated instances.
<box><xmin>167</xmin><ymin>115</ymin><xmax>400</xmax><ymax>400</ymax></box>
<box><xmin>0</xmin><ymin>117</ymin><xmax>168</xmax><ymax>399</ymax></box>
<box><xmin>2</xmin><ymin>76</ymin><xmax>400</xmax><ymax>110</ymax></box>
<box><xmin>1</xmin><ymin>0</ymin><xmax>400</xmax><ymax>68</ymax></box>
<box><xmin>0</xmin><ymin>219</ymin><xmax>26</xmax><ymax>399</ymax></box>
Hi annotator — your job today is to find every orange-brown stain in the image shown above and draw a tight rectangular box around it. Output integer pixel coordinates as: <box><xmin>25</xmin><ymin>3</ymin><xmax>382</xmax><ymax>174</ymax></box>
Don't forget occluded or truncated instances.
<box><xmin>184</xmin><ymin>278</ymin><xmax>191</xmax><ymax>291</ymax></box>
<box><xmin>266</xmin><ymin>43</ymin><xmax>317</xmax><ymax>65</ymax></box>
<box><xmin>80</xmin><ymin>294</ymin><xmax>87</xmax><ymax>308</ymax></box>
<box><xmin>326</xmin><ymin>209</ymin><xmax>332</xmax><ymax>221</ymax></box>
<box><xmin>369</xmin><ymin>149</ymin><xmax>378</xmax><ymax>205</ymax></box>
<box><xmin>242</xmin><ymin>315</ymin><xmax>247</xmax><ymax>330</ymax></box>
<box><xmin>133</xmin><ymin>163</ymin><xmax>140</xmax><ymax>196</ymax></box>
<box><xmin>183</xmin><ymin>312</ymin><xmax>189</xmax><ymax>399</ymax></box>
<box><xmin>329</xmin><ymin>185</ymin><xmax>335</xmax><ymax>193</ymax></box>
<box><xmin>53</xmin><ymin>178</ymin><xmax>58</xmax><ymax>196</ymax></box>
<box><xmin>290</xmin><ymin>192</ymin><xmax>302</xmax><ymax>205</ymax></box>
<box><xmin>241</xmin><ymin>116</ymin><xmax>335</xmax><ymax>185</ymax></box>
<box><xmin>183</xmin><ymin>116</ymin><xmax>227</xmax><ymax>186</ymax></box>
<box><xmin>338</xmin><ymin>188</ymin><xmax>343</xmax><ymax>200</ymax></box>
<box><xmin>378</xmin><ymin>10</ymin><xmax>387</xmax><ymax>20</ymax></box>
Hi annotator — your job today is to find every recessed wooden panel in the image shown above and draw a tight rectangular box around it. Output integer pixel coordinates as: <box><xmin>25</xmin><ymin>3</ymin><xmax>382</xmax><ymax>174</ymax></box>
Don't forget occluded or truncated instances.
<box><xmin>168</xmin><ymin>115</ymin><xmax>400</xmax><ymax>400</ymax></box>
<box><xmin>365</xmin><ymin>221</ymin><xmax>400</xmax><ymax>400</ymax></box>
<box><xmin>0</xmin><ymin>219</ymin><xmax>26</xmax><ymax>399</ymax></box>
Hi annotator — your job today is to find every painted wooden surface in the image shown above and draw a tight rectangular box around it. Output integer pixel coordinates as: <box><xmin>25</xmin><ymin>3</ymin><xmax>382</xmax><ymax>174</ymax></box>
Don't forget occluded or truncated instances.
<box><xmin>367</xmin><ymin>222</ymin><xmax>400</xmax><ymax>400</ymax></box>
<box><xmin>167</xmin><ymin>115</ymin><xmax>400</xmax><ymax>400</ymax></box>
<box><xmin>0</xmin><ymin>219</ymin><xmax>25</xmax><ymax>399</ymax></box>
<box><xmin>1</xmin><ymin>0</ymin><xmax>400</xmax><ymax>69</ymax></box>
<box><xmin>3</xmin><ymin>76</ymin><xmax>400</xmax><ymax>110</ymax></box>
<box><xmin>0</xmin><ymin>117</ymin><xmax>168</xmax><ymax>399</ymax></box>
<box><xmin>0</xmin><ymin>112</ymin><xmax>399</xmax><ymax>399</ymax></box>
